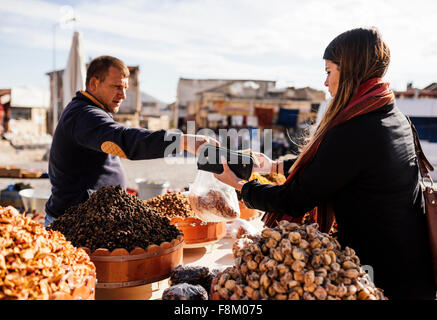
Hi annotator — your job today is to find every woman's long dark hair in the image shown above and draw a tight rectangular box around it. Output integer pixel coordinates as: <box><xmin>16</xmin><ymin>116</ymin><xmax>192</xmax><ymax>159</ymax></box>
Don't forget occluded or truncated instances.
<box><xmin>288</xmin><ymin>27</ymin><xmax>391</xmax><ymax>174</ymax></box>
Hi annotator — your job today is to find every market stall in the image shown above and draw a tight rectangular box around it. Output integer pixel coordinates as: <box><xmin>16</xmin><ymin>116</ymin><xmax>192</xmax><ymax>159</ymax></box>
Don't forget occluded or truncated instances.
<box><xmin>0</xmin><ymin>170</ymin><xmax>387</xmax><ymax>300</ymax></box>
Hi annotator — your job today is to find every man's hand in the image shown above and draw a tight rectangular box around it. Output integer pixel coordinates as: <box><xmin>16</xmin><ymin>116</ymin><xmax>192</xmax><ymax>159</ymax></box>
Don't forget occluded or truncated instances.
<box><xmin>180</xmin><ymin>134</ymin><xmax>220</xmax><ymax>155</ymax></box>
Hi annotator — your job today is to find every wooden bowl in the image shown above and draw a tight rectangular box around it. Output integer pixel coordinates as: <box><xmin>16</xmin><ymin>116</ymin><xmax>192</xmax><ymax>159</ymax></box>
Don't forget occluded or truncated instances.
<box><xmin>170</xmin><ymin>217</ymin><xmax>226</xmax><ymax>245</ymax></box>
<box><xmin>80</xmin><ymin>235</ymin><xmax>184</xmax><ymax>289</ymax></box>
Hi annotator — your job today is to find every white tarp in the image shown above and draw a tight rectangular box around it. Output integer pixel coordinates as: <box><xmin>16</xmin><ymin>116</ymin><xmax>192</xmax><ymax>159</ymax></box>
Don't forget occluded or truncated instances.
<box><xmin>395</xmin><ymin>98</ymin><xmax>437</xmax><ymax>117</ymax></box>
<box><xmin>62</xmin><ymin>31</ymin><xmax>86</xmax><ymax>108</ymax></box>
<box><xmin>10</xmin><ymin>86</ymin><xmax>49</xmax><ymax>108</ymax></box>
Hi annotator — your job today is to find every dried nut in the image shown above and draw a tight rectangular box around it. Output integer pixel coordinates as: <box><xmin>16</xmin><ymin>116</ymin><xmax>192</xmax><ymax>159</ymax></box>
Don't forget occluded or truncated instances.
<box><xmin>244</xmin><ymin>285</ymin><xmax>254</xmax><ymax>298</ymax></box>
<box><xmin>258</xmin><ymin>259</ymin><xmax>268</xmax><ymax>273</ymax></box>
<box><xmin>280</xmin><ymin>272</ymin><xmax>293</xmax><ymax>286</ymax></box>
<box><xmin>248</xmin><ymin>280</ymin><xmax>260</xmax><ymax>289</ymax></box>
<box><xmin>266</xmin><ymin>238</ymin><xmax>278</xmax><ymax>249</ymax></box>
<box><xmin>288</xmin><ymin>291</ymin><xmax>300</xmax><ymax>300</ymax></box>
<box><xmin>344</xmin><ymin>269</ymin><xmax>359</xmax><ymax>279</ymax></box>
<box><xmin>313</xmin><ymin>286</ymin><xmax>328</xmax><ymax>300</ymax></box>
<box><xmin>303</xmin><ymin>292</ymin><xmax>316</xmax><ymax>300</ymax></box>
<box><xmin>321</xmin><ymin>237</ymin><xmax>330</xmax><ymax>245</ymax></box>
<box><xmin>294</xmin><ymin>271</ymin><xmax>305</xmax><ymax>282</ymax></box>
<box><xmin>315</xmin><ymin>268</ymin><xmax>328</xmax><ymax>278</ymax></box>
<box><xmin>326</xmin><ymin>283</ymin><xmax>338</xmax><ymax>296</ymax></box>
<box><xmin>270</xmin><ymin>230</ymin><xmax>282</xmax><ymax>242</ymax></box>
<box><xmin>315</xmin><ymin>276</ymin><xmax>324</xmax><ymax>285</ymax></box>
<box><xmin>262</xmin><ymin>228</ymin><xmax>273</xmax><ymax>238</ymax></box>
<box><xmin>331</xmin><ymin>262</ymin><xmax>341</xmax><ymax>272</ymax></box>
<box><xmin>267</xmin><ymin>268</ymin><xmax>278</xmax><ymax>279</ymax></box>
<box><xmin>260</xmin><ymin>273</ymin><xmax>270</xmax><ymax>289</ymax></box>
<box><xmin>304</xmin><ymin>270</ymin><xmax>315</xmax><ymax>284</ymax></box>
<box><xmin>337</xmin><ymin>284</ymin><xmax>348</xmax><ymax>297</ymax></box>
<box><xmin>310</xmin><ymin>239</ymin><xmax>322</xmax><ymax>249</ymax></box>
<box><xmin>328</xmin><ymin>271</ymin><xmax>339</xmax><ymax>282</ymax></box>
<box><xmin>224</xmin><ymin>279</ymin><xmax>236</xmax><ymax>291</ymax></box>
<box><xmin>247</xmin><ymin>260</ymin><xmax>258</xmax><ymax>271</ymax></box>
<box><xmin>272</xmin><ymin>281</ymin><xmax>287</xmax><ymax>294</ymax></box>
<box><xmin>288</xmin><ymin>232</ymin><xmax>301</xmax><ymax>244</ymax></box>
<box><xmin>283</xmin><ymin>254</ymin><xmax>293</xmax><ymax>266</ymax></box>
<box><xmin>292</xmin><ymin>247</ymin><xmax>306</xmax><ymax>261</ymax></box>
<box><xmin>291</xmin><ymin>260</ymin><xmax>306</xmax><ymax>272</ymax></box>
<box><xmin>240</xmin><ymin>263</ymin><xmax>249</xmax><ymax>275</ymax></box>
<box><xmin>251</xmin><ymin>290</ymin><xmax>261</xmax><ymax>300</ymax></box>
<box><xmin>219</xmin><ymin>273</ymin><xmax>230</xmax><ymax>286</ymax></box>
<box><xmin>311</xmin><ymin>254</ymin><xmax>323</xmax><ymax>268</ymax></box>
<box><xmin>299</xmin><ymin>239</ymin><xmax>310</xmax><ymax>250</ymax></box>
<box><xmin>275</xmin><ymin>294</ymin><xmax>287</xmax><ymax>300</ymax></box>
<box><xmin>230</xmin><ymin>293</ymin><xmax>240</xmax><ymax>300</ymax></box>
<box><xmin>218</xmin><ymin>287</ymin><xmax>230</xmax><ymax>299</ymax></box>
<box><xmin>266</xmin><ymin>259</ymin><xmax>278</xmax><ymax>270</ymax></box>
<box><xmin>268</xmin><ymin>286</ymin><xmax>276</xmax><ymax>297</ymax></box>
<box><xmin>272</xmin><ymin>248</ymin><xmax>284</xmax><ymax>262</ymax></box>
<box><xmin>348</xmin><ymin>285</ymin><xmax>357</xmax><ymax>295</ymax></box>
<box><xmin>234</xmin><ymin>284</ymin><xmax>244</xmax><ymax>297</ymax></box>
<box><xmin>287</xmin><ymin>280</ymin><xmax>300</xmax><ymax>289</ymax></box>
<box><xmin>323</xmin><ymin>253</ymin><xmax>332</xmax><ymax>265</ymax></box>
<box><xmin>280</xmin><ymin>239</ymin><xmax>292</xmax><ymax>254</ymax></box>
<box><xmin>277</xmin><ymin>264</ymin><xmax>289</xmax><ymax>275</ymax></box>
<box><xmin>303</xmin><ymin>282</ymin><xmax>317</xmax><ymax>293</ymax></box>
<box><xmin>343</xmin><ymin>261</ymin><xmax>357</xmax><ymax>269</ymax></box>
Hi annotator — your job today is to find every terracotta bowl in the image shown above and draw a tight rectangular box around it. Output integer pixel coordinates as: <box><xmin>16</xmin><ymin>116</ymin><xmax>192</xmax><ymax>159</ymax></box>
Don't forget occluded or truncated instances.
<box><xmin>238</xmin><ymin>200</ymin><xmax>261</xmax><ymax>221</ymax></box>
<box><xmin>170</xmin><ymin>217</ymin><xmax>226</xmax><ymax>245</ymax></box>
<box><xmin>80</xmin><ymin>234</ymin><xmax>184</xmax><ymax>289</ymax></box>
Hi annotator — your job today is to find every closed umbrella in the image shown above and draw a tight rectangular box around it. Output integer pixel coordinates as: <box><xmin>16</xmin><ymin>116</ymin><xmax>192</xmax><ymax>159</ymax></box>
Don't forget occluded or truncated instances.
<box><xmin>62</xmin><ymin>31</ymin><xmax>86</xmax><ymax>108</ymax></box>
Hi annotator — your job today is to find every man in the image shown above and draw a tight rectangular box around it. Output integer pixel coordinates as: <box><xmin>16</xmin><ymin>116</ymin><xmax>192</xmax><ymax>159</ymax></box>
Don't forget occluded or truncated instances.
<box><xmin>45</xmin><ymin>55</ymin><xmax>217</xmax><ymax>226</ymax></box>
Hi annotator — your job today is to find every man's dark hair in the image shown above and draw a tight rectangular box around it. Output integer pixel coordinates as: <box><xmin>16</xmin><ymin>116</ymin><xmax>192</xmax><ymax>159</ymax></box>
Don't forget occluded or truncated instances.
<box><xmin>85</xmin><ymin>56</ymin><xmax>130</xmax><ymax>89</ymax></box>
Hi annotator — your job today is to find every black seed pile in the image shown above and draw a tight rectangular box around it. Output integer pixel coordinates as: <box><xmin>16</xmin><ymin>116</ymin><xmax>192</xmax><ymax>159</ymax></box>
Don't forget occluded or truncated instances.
<box><xmin>48</xmin><ymin>185</ymin><xmax>182</xmax><ymax>252</ymax></box>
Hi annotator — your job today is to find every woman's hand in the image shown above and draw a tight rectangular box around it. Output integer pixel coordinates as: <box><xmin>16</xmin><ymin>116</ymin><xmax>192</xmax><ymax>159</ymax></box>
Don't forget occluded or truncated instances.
<box><xmin>181</xmin><ymin>134</ymin><xmax>220</xmax><ymax>155</ymax></box>
<box><xmin>252</xmin><ymin>151</ymin><xmax>274</xmax><ymax>174</ymax></box>
<box><xmin>214</xmin><ymin>157</ymin><xmax>246</xmax><ymax>192</ymax></box>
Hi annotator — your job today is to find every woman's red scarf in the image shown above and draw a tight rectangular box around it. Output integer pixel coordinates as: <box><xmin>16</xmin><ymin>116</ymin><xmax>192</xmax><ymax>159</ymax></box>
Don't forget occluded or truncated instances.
<box><xmin>263</xmin><ymin>77</ymin><xmax>395</xmax><ymax>232</ymax></box>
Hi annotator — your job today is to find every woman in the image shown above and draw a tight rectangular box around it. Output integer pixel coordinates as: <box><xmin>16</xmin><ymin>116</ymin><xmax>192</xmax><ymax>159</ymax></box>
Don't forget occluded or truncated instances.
<box><xmin>215</xmin><ymin>27</ymin><xmax>436</xmax><ymax>300</ymax></box>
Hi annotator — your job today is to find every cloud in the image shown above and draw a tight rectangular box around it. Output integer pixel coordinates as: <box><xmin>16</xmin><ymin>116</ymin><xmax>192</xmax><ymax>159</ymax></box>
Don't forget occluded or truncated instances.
<box><xmin>1</xmin><ymin>0</ymin><xmax>437</xmax><ymax>101</ymax></box>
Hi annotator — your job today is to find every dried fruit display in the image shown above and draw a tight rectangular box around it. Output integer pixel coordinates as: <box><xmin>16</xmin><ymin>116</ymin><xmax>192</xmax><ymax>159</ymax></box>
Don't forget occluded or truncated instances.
<box><xmin>0</xmin><ymin>206</ymin><xmax>95</xmax><ymax>300</ymax></box>
<box><xmin>145</xmin><ymin>192</ymin><xmax>196</xmax><ymax>219</ymax></box>
<box><xmin>49</xmin><ymin>185</ymin><xmax>182</xmax><ymax>252</ymax></box>
<box><xmin>212</xmin><ymin>221</ymin><xmax>387</xmax><ymax>300</ymax></box>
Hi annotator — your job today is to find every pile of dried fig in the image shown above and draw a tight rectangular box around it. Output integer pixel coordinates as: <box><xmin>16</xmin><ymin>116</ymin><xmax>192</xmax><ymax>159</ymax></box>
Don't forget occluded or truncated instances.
<box><xmin>212</xmin><ymin>221</ymin><xmax>386</xmax><ymax>300</ymax></box>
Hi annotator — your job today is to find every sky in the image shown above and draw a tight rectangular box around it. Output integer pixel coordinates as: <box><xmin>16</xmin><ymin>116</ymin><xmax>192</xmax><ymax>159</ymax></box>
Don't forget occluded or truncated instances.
<box><xmin>1</xmin><ymin>0</ymin><xmax>437</xmax><ymax>104</ymax></box>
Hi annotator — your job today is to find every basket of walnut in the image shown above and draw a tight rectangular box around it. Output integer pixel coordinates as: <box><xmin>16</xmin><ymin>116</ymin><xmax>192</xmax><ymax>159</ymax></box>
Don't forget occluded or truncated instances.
<box><xmin>0</xmin><ymin>206</ymin><xmax>96</xmax><ymax>300</ymax></box>
<box><xmin>49</xmin><ymin>185</ymin><xmax>184</xmax><ymax>289</ymax></box>
<box><xmin>145</xmin><ymin>192</ymin><xmax>226</xmax><ymax>247</ymax></box>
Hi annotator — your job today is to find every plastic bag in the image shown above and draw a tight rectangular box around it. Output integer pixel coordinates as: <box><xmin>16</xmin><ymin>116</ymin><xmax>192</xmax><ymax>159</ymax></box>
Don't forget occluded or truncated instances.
<box><xmin>169</xmin><ymin>265</ymin><xmax>212</xmax><ymax>292</ymax></box>
<box><xmin>188</xmin><ymin>170</ymin><xmax>240</xmax><ymax>222</ymax></box>
<box><xmin>225</xmin><ymin>218</ymin><xmax>260</xmax><ymax>239</ymax></box>
<box><xmin>162</xmin><ymin>283</ymin><xmax>208</xmax><ymax>300</ymax></box>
